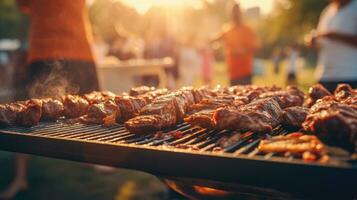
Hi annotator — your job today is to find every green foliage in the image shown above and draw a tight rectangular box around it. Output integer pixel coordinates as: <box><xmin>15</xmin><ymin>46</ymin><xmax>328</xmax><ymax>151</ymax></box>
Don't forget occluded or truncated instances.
<box><xmin>0</xmin><ymin>0</ymin><xmax>29</xmax><ymax>40</ymax></box>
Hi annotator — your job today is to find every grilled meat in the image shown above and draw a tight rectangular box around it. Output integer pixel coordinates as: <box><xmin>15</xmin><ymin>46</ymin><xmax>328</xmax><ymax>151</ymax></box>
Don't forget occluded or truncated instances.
<box><xmin>185</xmin><ymin>110</ymin><xmax>216</xmax><ymax>129</ymax></box>
<box><xmin>81</xmin><ymin>100</ymin><xmax>120</xmax><ymax>125</ymax></box>
<box><xmin>303</xmin><ymin>97</ymin><xmax>357</xmax><ymax>151</ymax></box>
<box><xmin>304</xmin><ymin>84</ymin><xmax>331</xmax><ymax>107</ymax></box>
<box><xmin>83</xmin><ymin>91</ymin><xmax>116</xmax><ymax>104</ymax></box>
<box><xmin>334</xmin><ymin>84</ymin><xmax>357</xmax><ymax>104</ymax></box>
<box><xmin>125</xmin><ymin>89</ymin><xmax>196</xmax><ymax>134</ymax></box>
<box><xmin>16</xmin><ymin>99</ymin><xmax>43</xmax><ymax>126</ymax></box>
<box><xmin>41</xmin><ymin>98</ymin><xmax>64</xmax><ymax>120</ymax></box>
<box><xmin>129</xmin><ymin>86</ymin><xmax>156</xmax><ymax>96</ymax></box>
<box><xmin>63</xmin><ymin>95</ymin><xmax>89</xmax><ymax>119</ymax></box>
<box><xmin>188</xmin><ymin>86</ymin><xmax>215</xmax><ymax>103</ymax></box>
<box><xmin>258</xmin><ymin>86</ymin><xmax>304</xmax><ymax>109</ymax></box>
<box><xmin>213</xmin><ymin>97</ymin><xmax>283</xmax><ymax>133</ymax></box>
<box><xmin>258</xmin><ymin>132</ymin><xmax>327</xmax><ymax>162</ymax></box>
<box><xmin>282</xmin><ymin>106</ymin><xmax>309</xmax><ymax>128</ymax></box>
<box><xmin>115</xmin><ymin>95</ymin><xmax>148</xmax><ymax>122</ymax></box>
<box><xmin>233</xmin><ymin>85</ymin><xmax>281</xmax><ymax>101</ymax></box>
<box><xmin>185</xmin><ymin>95</ymin><xmax>249</xmax><ymax>129</ymax></box>
<box><xmin>125</xmin><ymin>97</ymin><xmax>177</xmax><ymax>134</ymax></box>
<box><xmin>0</xmin><ymin>103</ymin><xmax>23</xmax><ymax>126</ymax></box>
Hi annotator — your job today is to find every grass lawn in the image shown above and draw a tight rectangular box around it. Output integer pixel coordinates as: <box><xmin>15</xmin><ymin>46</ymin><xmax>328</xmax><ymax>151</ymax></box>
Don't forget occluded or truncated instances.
<box><xmin>0</xmin><ymin>60</ymin><xmax>317</xmax><ymax>200</ymax></box>
<box><xmin>0</xmin><ymin>152</ymin><xmax>169</xmax><ymax>200</ymax></box>
<box><xmin>207</xmin><ymin>59</ymin><xmax>316</xmax><ymax>92</ymax></box>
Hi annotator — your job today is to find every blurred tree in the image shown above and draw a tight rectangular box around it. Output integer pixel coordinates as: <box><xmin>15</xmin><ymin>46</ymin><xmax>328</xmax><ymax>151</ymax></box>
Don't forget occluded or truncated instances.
<box><xmin>89</xmin><ymin>0</ymin><xmax>142</xmax><ymax>42</ymax></box>
<box><xmin>0</xmin><ymin>0</ymin><xmax>29</xmax><ymax>40</ymax></box>
<box><xmin>258</xmin><ymin>0</ymin><xmax>328</xmax><ymax>51</ymax></box>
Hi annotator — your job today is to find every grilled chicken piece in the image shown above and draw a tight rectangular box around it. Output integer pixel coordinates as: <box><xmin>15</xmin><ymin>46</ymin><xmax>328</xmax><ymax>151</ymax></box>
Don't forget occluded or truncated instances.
<box><xmin>282</xmin><ymin>106</ymin><xmax>309</xmax><ymax>128</ymax></box>
<box><xmin>258</xmin><ymin>86</ymin><xmax>304</xmax><ymax>109</ymax></box>
<box><xmin>129</xmin><ymin>86</ymin><xmax>156</xmax><ymax>96</ymax></box>
<box><xmin>16</xmin><ymin>99</ymin><xmax>43</xmax><ymax>126</ymax></box>
<box><xmin>41</xmin><ymin>98</ymin><xmax>64</xmax><ymax>120</ymax></box>
<box><xmin>213</xmin><ymin>97</ymin><xmax>283</xmax><ymax>133</ymax></box>
<box><xmin>304</xmin><ymin>84</ymin><xmax>331</xmax><ymax>107</ymax></box>
<box><xmin>81</xmin><ymin>100</ymin><xmax>120</xmax><ymax>125</ymax></box>
<box><xmin>83</xmin><ymin>91</ymin><xmax>116</xmax><ymax>104</ymax></box>
<box><xmin>258</xmin><ymin>132</ymin><xmax>327</xmax><ymax>162</ymax></box>
<box><xmin>303</xmin><ymin>97</ymin><xmax>357</xmax><ymax>151</ymax></box>
<box><xmin>63</xmin><ymin>95</ymin><xmax>89</xmax><ymax>119</ymax></box>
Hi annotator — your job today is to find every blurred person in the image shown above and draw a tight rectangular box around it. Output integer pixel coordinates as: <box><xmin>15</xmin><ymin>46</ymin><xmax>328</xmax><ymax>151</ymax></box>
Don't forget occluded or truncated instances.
<box><xmin>178</xmin><ymin>37</ymin><xmax>201</xmax><ymax>86</ymax></box>
<box><xmin>108</xmin><ymin>26</ymin><xmax>137</xmax><ymax>61</ymax></box>
<box><xmin>200</xmin><ymin>45</ymin><xmax>214</xmax><ymax>85</ymax></box>
<box><xmin>211</xmin><ymin>3</ymin><xmax>259</xmax><ymax>86</ymax></box>
<box><xmin>286</xmin><ymin>45</ymin><xmax>299</xmax><ymax>85</ymax></box>
<box><xmin>271</xmin><ymin>48</ymin><xmax>283</xmax><ymax>75</ymax></box>
<box><xmin>0</xmin><ymin>0</ymin><xmax>99</xmax><ymax>199</ymax></box>
<box><xmin>144</xmin><ymin>26</ymin><xmax>178</xmax><ymax>89</ymax></box>
<box><xmin>92</xmin><ymin>30</ymin><xmax>109</xmax><ymax>66</ymax></box>
<box><xmin>307</xmin><ymin>0</ymin><xmax>357</xmax><ymax>92</ymax></box>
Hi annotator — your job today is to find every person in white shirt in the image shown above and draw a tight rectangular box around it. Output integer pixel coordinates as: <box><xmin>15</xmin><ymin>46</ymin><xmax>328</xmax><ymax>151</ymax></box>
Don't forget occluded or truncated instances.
<box><xmin>309</xmin><ymin>0</ymin><xmax>357</xmax><ymax>92</ymax></box>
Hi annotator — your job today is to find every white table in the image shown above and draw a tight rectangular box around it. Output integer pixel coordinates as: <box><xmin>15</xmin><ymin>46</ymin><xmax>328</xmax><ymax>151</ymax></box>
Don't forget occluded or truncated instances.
<box><xmin>97</xmin><ymin>58</ymin><xmax>173</xmax><ymax>93</ymax></box>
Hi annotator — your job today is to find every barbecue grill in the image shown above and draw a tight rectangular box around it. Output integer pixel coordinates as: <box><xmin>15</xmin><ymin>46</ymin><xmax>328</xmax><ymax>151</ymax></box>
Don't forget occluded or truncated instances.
<box><xmin>0</xmin><ymin>122</ymin><xmax>356</xmax><ymax>199</ymax></box>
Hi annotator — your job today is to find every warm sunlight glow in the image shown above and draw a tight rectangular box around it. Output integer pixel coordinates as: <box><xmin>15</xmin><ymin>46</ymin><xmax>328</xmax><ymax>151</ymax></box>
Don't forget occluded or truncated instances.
<box><xmin>120</xmin><ymin>0</ymin><xmax>203</xmax><ymax>14</ymax></box>
<box><xmin>238</xmin><ymin>0</ymin><xmax>274</xmax><ymax>14</ymax></box>
<box><xmin>120</xmin><ymin>0</ymin><xmax>274</xmax><ymax>14</ymax></box>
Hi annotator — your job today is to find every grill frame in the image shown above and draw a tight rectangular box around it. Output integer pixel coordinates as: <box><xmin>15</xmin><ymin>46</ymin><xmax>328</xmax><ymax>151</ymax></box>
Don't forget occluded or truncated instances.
<box><xmin>0</xmin><ymin>122</ymin><xmax>356</xmax><ymax>199</ymax></box>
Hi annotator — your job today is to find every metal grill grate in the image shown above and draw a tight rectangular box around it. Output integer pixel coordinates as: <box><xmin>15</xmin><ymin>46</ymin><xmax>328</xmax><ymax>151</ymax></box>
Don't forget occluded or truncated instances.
<box><xmin>0</xmin><ymin>122</ymin><xmax>357</xmax><ymax>199</ymax></box>
<box><xmin>0</xmin><ymin>122</ymin><xmax>353</xmax><ymax>166</ymax></box>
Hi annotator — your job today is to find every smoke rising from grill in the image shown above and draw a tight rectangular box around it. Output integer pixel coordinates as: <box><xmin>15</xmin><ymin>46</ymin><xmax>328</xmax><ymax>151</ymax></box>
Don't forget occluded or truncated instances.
<box><xmin>28</xmin><ymin>61</ymin><xmax>79</xmax><ymax>98</ymax></box>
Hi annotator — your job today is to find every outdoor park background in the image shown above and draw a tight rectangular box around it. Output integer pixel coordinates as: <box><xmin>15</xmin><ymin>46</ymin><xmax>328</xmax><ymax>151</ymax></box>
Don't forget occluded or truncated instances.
<box><xmin>0</xmin><ymin>0</ymin><xmax>327</xmax><ymax>199</ymax></box>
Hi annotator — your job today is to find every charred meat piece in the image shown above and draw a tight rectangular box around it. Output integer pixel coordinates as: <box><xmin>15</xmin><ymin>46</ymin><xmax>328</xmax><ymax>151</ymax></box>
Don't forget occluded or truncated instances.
<box><xmin>129</xmin><ymin>86</ymin><xmax>156</xmax><ymax>96</ymax></box>
<box><xmin>150</xmin><ymin>91</ymin><xmax>193</xmax><ymax>121</ymax></box>
<box><xmin>282</xmin><ymin>106</ymin><xmax>309</xmax><ymax>128</ymax></box>
<box><xmin>125</xmin><ymin>98</ymin><xmax>177</xmax><ymax>134</ymax></box>
<box><xmin>41</xmin><ymin>98</ymin><xmax>64</xmax><ymax>120</ymax></box>
<box><xmin>213</xmin><ymin>97</ymin><xmax>283</xmax><ymax>133</ymax></box>
<box><xmin>16</xmin><ymin>99</ymin><xmax>43</xmax><ymax>126</ymax></box>
<box><xmin>188</xmin><ymin>86</ymin><xmax>215</xmax><ymax>103</ymax></box>
<box><xmin>83</xmin><ymin>91</ymin><xmax>116</xmax><ymax>104</ymax></box>
<box><xmin>334</xmin><ymin>84</ymin><xmax>357</xmax><ymax>104</ymax></box>
<box><xmin>258</xmin><ymin>132</ymin><xmax>327</xmax><ymax>162</ymax></box>
<box><xmin>125</xmin><ymin>90</ymin><xmax>195</xmax><ymax>134</ymax></box>
<box><xmin>259</xmin><ymin>86</ymin><xmax>304</xmax><ymax>108</ymax></box>
<box><xmin>185</xmin><ymin>95</ymin><xmax>249</xmax><ymax>129</ymax></box>
<box><xmin>303</xmin><ymin>98</ymin><xmax>357</xmax><ymax>151</ymax></box>
<box><xmin>304</xmin><ymin>84</ymin><xmax>331</xmax><ymax>107</ymax></box>
<box><xmin>233</xmin><ymin>85</ymin><xmax>281</xmax><ymax>101</ymax></box>
<box><xmin>115</xmin><ymin>95</ymin><xmax>148</xmax><ymax>122</ymax></box>
<box><xmin>144</xmin><ymin>88</ymin><xmax>169</xmax><ymax>99</ymax></box>
<box><xmin>81</xmin><ymin>100</ymin><xmax>120</xmax><ymax>125</ymax></box>
<box><xmin>63</xmin><ymin>95</ymin><xmax>89</xmax><ymax>119</ymax></box>
<box><xmin>185</xmin><ymin>110</ymin><xmax>216</xmax><ymax>129</ymax></box>
<box><xmin>0</xmin><ymin>104</ymin><xmax>24</xmax><ymax>126</ymax></box>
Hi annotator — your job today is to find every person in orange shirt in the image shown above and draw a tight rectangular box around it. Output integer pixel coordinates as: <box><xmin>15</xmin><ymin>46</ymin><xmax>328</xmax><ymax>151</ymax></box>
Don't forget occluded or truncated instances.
<box><xmin>0</xmin><ymin>0</ymin><xmax>99</xmax><ymax>199</ymax></box>
<box><xmin>212</xmin><ymin>3</ymin><xmax>259</xmax><ymax>86</ymax></box>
